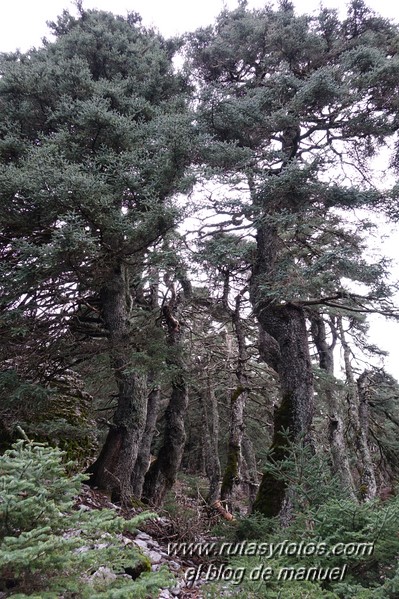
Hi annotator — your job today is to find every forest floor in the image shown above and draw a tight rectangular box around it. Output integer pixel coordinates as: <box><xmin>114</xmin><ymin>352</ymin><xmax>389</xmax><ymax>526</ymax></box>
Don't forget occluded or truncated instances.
<box><xmin>76</xmin><ymin>476</ymin><xmax>237</xmax><ymax>598</ymax></box>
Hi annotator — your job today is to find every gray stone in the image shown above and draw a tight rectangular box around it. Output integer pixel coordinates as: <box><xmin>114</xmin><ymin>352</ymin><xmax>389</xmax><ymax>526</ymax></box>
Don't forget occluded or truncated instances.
<box><xmin>136</xmin><ymin>531</ymin><xmax>152</xmax><ymax>541</ymax></box>
<box><xmin>147</xmin><ymin>549</ymin><xmax>163</xmax><ymax>563</ymax></box>
<box><xmin>133</xmin><ymin>539</ymin><xmax>148</xmax><ymax>550</ymax></box>
<box><xmin>91</xmin><ymin>566</ymin><xmax>117</xmax><ymax>581</ymax></box>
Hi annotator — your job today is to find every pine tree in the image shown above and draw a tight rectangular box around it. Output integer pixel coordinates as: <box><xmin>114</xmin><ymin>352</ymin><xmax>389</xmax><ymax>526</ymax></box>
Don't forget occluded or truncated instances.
<box><xmin>186</xmin><ymin>0</ymin><xmax>399</xmax><ymax>516</ymax></box>
<box><xmin>0</xmin><ymin>8</ymin><xmax>194</xmax><ymax>500</ymax></box>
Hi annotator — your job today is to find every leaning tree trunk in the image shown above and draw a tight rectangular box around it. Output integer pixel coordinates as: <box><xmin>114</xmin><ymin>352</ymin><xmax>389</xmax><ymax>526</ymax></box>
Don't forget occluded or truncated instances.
<box><xmin>310</xmin><ymin>312</ymin><xmax>356</xmax><ymax>500</ymax></box>
<box><xmin>87</xmin><ymin>267</ymin><xmax>147</xmax><ymax>503</ymax></box>
<box><xmin>143</xmin><ymin>288</ymin><xmax>189</xmax><ymax>506</ymax></box>
<box><xmin>251</xmin><ymin>221</ymin><xmax>314</xmax><ymax>517</ymax></box>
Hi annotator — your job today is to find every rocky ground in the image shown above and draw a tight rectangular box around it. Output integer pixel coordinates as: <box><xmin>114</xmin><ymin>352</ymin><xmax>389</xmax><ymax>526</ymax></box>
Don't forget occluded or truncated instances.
<box><xmin>77</xmin><ymin>482</ymin><xmax>230</xmax><ymax>599</ymax></box>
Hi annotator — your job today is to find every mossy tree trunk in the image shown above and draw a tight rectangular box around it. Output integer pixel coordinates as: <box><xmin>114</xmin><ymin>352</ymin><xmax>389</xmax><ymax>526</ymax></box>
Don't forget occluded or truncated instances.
<box><xmin>251</xmin><ymin>221</ymin><xmax>314</xmax><ymax>517</ymax></box>
<box><xmin>220</xmin><ymin>289</ymin><xmax>249</xmax><ymax>510</ymax></box>
<box><xmin>241</xmin><ymin>433</ymin><xmax>259</xmax><ymax>510</ymax></box>
<box><xmin>131</xmin><ymin>381</ymin><xmax>160</xmax><ymax>498</ymax></box>
<box><xmin>221</xmin><ymin>385</ymin><xmax>246</xmax><ymax>507</ymax></box>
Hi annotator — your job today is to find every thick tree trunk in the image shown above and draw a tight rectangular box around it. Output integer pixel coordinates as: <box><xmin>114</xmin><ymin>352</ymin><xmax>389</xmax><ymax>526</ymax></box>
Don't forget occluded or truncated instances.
<box><xmin>310</xmin><ymin>313</ymin><xmax>356</xmax><ymax>499</ymax></box>
<box><xmin>87</xmin><ymin>268</ymin><xmax>147</xmax><ymax>502</ymax></box>
<box><xmin>251</xmin><ymin>221</ymin><xmax>314</xmax><ymax>517</ymax></box>
<box><xmin>131</xmin><ymin>380</ymin><xmax>160</xmax><ymax>498</ymax></box>
<box><xmin>142</xmin><ymin>289</ymin><xmax>189</xmax><ymax>506</ymax></box>
<box><xmin>252</xmin><ymin>303</ymin><xmax>314</xmax><ymax>516</ymax></box>
<box><xmin>142</xmin><ymin>370</ymin><xmax>188</xmax><ymax>505</ymax></box>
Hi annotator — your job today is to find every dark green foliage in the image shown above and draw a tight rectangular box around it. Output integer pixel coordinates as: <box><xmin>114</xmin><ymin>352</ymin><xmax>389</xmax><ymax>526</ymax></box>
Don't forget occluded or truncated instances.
<box><xmin>0</xmin><ymin>434</ymin><xmax>172</xmax><ymax>597</ymax></box>
<box><xmin>0</xmin><ymin>7</ymin><xmax>194</xmax><ymax>378</ymax></box>
<box><xmin>0</xmin><ymin>369</ymin><xmax>97</xmax><ymax>469</ymax></box>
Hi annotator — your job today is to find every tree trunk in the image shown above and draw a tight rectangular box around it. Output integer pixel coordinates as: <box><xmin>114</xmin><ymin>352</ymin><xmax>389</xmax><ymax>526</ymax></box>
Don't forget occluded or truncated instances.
<box><xmin>142</xmin><ymin>289</ymin><xmax>189</xmax><ymax>506</ymax></box>
<box><xmin>221</xmin><ymin>385</ymin><xmax>246</xmax><ymax>507</ymax></box>
<box><xmin>87</xmin><ymin>268</ymin><xmax>147</xmax><ymax>503</ymax></box>
<box><xmin>251</xmin><ymin>218</ymin><xmax>314</xmax><ymax>516</ymax></box>
<box><xmin>357</xmin><ymin>371</ymin><xmax>377</xmax><ymax>501</ymax></box>
<box><xmin>131</xmin><ymin>380</ymin><xmax>160</xmax><ymax>498</ymax></box>
<box><xmin>241</xmin><ymin>433</ymin><xmax>259</xmax><ymax>510</ymax></box>
<box><xmin>200</xmin><ymin>370</ymin><xmax>221</xmax><ymax>505</ymax></box>
<box><xmin>339</xmin><ymin>318</ymin><xmax>377</xmax><ymax>501</ymax></box>
<box><xmin>310</xmin><ymin>313</ymin><xmax>356</xmax><ymax>499</ymax></box>
<box><xmin>220</xmin><ymin>293</ymin><xmax>249</xmax><ymax>511</ymax></box>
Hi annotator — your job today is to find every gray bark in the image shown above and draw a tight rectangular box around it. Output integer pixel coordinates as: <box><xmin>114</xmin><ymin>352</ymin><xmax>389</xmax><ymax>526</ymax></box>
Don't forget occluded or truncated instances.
<box><xmin>200</xmin><ymin>370</ymin><xmax>221</xmax><ymax>505</ymax></box>
<box><xmin>220</xmin><ymin>291</ymin><xmax>249</xmax><ymax>510</ymax></box>
<box><xmin>131</xmin><ymin>381</ymin><xmax>160</xmax><ymax>498</ymax></box>
<box><xmin>143</xmin><ymin>286</ymin><xmax>189</xmax><ymax>506</ymax></box>
<box><xmin>357</xmin><ymin>371</ymin><xmax>378</xmax><ymax>501</ymax></box>
<box><xmin>87</xmin><ymin>267</ymin><xmax>147</xmax><ymax>502</ymax></box>
<box><xmin>339</xmin><ymin>318</ymin><xmax>377</xmax><ymax>501</ymax></box>
<box><xmin>310</xmin><ymin>313</ymin><xmax>356</xmax><ymax>500</ymax></box>
<box><xmin>241</xmin><ymin>433</ymin><xmax>259</xmax><ymax>510</ymax></box>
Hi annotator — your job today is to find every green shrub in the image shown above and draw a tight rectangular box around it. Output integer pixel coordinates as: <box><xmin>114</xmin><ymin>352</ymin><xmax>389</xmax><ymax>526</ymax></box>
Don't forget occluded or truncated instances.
<box><xmin>0</xmin><ymin>434</ymin><xmax>173</xmax><ymax>597</ymax></box>
<box><xmin>204</xmin><ymin>440</ymin><xmax>399</xmax><ymax>599</ymax></box>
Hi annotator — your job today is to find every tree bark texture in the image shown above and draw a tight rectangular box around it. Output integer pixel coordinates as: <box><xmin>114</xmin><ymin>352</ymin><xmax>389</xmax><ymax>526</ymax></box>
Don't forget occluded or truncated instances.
<box><xmin>339</xmin><ymin>319</ymin><xmax>377</xmax><ymax>501</ymax></box>
<box><xmin>221</xmin><ymin>293</ymin><xmax>249</xmax><ymax>509</ymax></box>
<box><xmin>241</xmin><ymin>433</ymin><xmax>259</xmax><ymax>510</ymax></box>
<box><xmin>143</xmin><ymin>290</ymin><xmax>189</xmax><ymax>506</ymax></box>
<box><xmin>87</xmin><ymin>267</ymin><xmax>147</xmax><ymax>502</ymax></box>
<box><xmin>251</xmin><ymin>222</ymin><xmax>314</xmax><ymax>517</ymax></box>
<box><xmin>199</xmin><ymin>370</ymin><xmax>221</xmax><ymax>505</ymax></box>
<box><xmin>357</xmin><ymin>371</ymin><xmax>378</xmax><ymax>501</ymax></box>
<box><xmin>131</xmin><ymin>380</ymin><xmax>160</xmax><ymax>498</ymax></box>
<box><xmin>310</xmin><ymin>313</ymin><xmax>356</xmax><ymax>499</ymax></box>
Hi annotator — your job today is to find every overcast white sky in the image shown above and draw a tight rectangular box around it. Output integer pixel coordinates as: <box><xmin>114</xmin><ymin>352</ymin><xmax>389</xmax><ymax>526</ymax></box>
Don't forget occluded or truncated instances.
<box><xmin>1</xmin><ymin>0</ymin><xmax>399</xmax><ymax>52</ymax></box>
<box><xmin>1</xmin><ymin>0</ymin><xmax>399</xmax><ymax>377</ymax></box>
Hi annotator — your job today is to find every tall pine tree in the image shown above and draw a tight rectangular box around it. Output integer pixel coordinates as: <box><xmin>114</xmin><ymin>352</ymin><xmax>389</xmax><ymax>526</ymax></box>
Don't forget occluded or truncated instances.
<box><xmin>0</xmin><ymin>7</ymin><xmax>194</xmax><ymax>500</ymax></box>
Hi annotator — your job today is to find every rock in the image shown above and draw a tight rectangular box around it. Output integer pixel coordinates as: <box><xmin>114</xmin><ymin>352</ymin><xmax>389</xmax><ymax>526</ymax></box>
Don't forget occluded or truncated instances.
<box><xmin>136</xmin><ymin>531</ymin><xmax>152</xmax><ymax>541</ymax></box>
<box><xmin>122</xmin><ymin>536</ymin><xmax>133</xmax><ymax>545</ymax></box>
<box><xmin>147</xmin><ymin>549</ymin><xmax>163</xmax><ymax>563</ymax></box>
<box><xmin>134</xmin><ymin>539</ymin><xmax>148</xmax><ymax>550</ymax></box>
<box><xmin>94</xmin><ymin>542</ymin><xmax>109</xmax><ymax>550</ymax></box>
<box><xmin>91</xmin><ymin>566</ymin><xmax>117</xmax><ymax>581</ymax></box>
